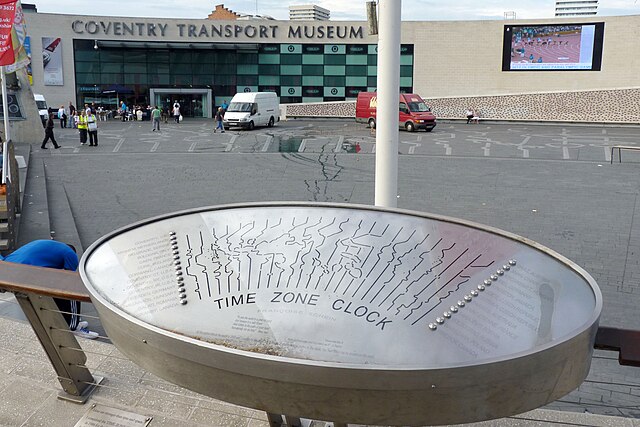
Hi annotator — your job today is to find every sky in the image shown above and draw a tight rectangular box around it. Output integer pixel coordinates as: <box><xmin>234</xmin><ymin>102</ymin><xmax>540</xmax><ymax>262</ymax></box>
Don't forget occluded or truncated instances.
<box><xmin>28</xmin><ymin>0</ymin><xmax>640</xmax><ymax>21</ymax></box>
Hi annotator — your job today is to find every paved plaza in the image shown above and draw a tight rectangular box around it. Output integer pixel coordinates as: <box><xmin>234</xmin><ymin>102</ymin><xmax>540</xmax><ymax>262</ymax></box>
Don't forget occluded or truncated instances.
<box><xmin>3</xmin><ymin>117</ymin><xmax>640</xmax><ymax>425</ymax></box>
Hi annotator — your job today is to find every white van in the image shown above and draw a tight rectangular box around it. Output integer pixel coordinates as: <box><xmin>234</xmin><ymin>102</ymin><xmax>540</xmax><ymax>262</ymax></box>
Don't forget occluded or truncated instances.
<box><xmin>34</xmin><ymin>94</ymin><xmax>49</xmax><ymax>126</ymax></box>
<box><xmin>223</xmin><ymin>92</ymin><xmax>279</xmax><ymax>130</ymax></box>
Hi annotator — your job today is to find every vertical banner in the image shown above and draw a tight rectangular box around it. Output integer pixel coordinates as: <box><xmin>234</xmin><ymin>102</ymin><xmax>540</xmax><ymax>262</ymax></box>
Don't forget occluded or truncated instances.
<box><xmin>41</xmin><ymin>36</ymin><xmax>62</xmax><ymax>85</ymax></box>
<box><xmin>0</xmin><ymin>1</ymin><xmax>17</xmax><ymax>66</ymax></box>
<box><xmin>5</xmin><ymin>0</ymin><xmax>29</xmax><ymax>72</ymax></box>
<box><xmin>23</xmin><ymin>34</ymin><xmax>30</xmax><ymax>84</ymax></box>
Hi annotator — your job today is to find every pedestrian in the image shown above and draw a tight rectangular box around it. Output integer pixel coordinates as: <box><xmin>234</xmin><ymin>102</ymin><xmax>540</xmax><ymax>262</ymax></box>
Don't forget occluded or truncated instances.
<box><xmin>41</xmin><ymin>113</ymin><xmax>61</xmax><ymax>149</ymax></box>
<box><xmin>465</xmin><ymin>108</ymin><xmax>474</xmax><ymax>124</ymax></box>
<box><xmin>173</xmin><ymin>101</ymin><xmax>180</xmax><ymax>124</ymax></box>
<box><xmin>221</xmin><ymin>99</ymin><xmax>229</xmax><ymax>112</ymax></box>
<box><xmin>68</xmin><ymin>110</ymin><xmax>77</xmax><ymax>129</ymax></box>
<box><xmin>214</xmin><ymin>107</ymin><xmax>225</xmax><ymax>133</ymax></box>
<box><xmin>77</xmin><ymin>109</ymin><xmax>88</xmax><ymax>145</ymax></box>
<box><xmin>2</xmin><ymin>240</ymin><xmax>98</xmax><ymax>339</ymax></box>
<box><xmin>57</xmin><ymin>105</ymin><xmax>67</xmax><ymax>128</ymax></box>
<box><xmin>97</xmin><ymin>106</ymin><xmax>105</xmax><ymax>121</ymax></box>
<box><xmin>120</xmin><ymin>101</ymin><xmax>128</xmax><ymax>121</ymax></box>
<box><xmin>161</xmin><ymin>105</ymin><xmax>168</xmax><ymax>123</ymax></box>
<box><xmin>87</xmin><ymin>110</ymin><xmax>98</xmax><ymax>146</ymax></box>
<box><xmin>68</xmin><ymin>101</ymin><xmax>76</xmax><ymax>119</ymax></box>
<box><xmin>151</xmin><ymin>105</ymin><xmax>161</xmax><ymax>131</ymax></box>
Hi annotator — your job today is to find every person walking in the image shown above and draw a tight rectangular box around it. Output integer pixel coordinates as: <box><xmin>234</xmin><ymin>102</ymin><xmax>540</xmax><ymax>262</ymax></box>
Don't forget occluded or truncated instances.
<box><xmin>172</xmin><ymin>101</ymin><xmax>181</xmax><ymax>124</ymax></box>
<box><xmin>41</xmin><ymin>113</ymin><xmax>61</xmax><ymax>149</ymax></box>
<box><xmin>2</xmin><ymin>240</ymin><xmax>98</xmax><ymax>339</ymax></box>
<box><xmin>77</xmin><ymin>110</ymin><xmax>88</xmax><ymax>145</ymax></box>
<box><xmin>214</xmin><ymin>107</ymin><xmax>225</xmax><ymax>133</ymax></box>
<box><xmin>57</xmin><ymin>105</ymin><xmax>67</xmax><ymax>128</ymax></box>
<box><xmin>120</xmin><ymin>101</ymin><xmax>128</xmax><ymax>121</ymax></box>
<box><xmin>87</xmin><ymin>110</ymin><xmax>98</xmax><ymax>146</ymax></box>
<box><xmin>161</xmin><ymin>105</ymin><xmax>168</xmax><ymax>123</ymax></box>
<box><xmin>151</xmin><ymin>105</ymin><xmax>161</xmax><ymax>131</ymax></box>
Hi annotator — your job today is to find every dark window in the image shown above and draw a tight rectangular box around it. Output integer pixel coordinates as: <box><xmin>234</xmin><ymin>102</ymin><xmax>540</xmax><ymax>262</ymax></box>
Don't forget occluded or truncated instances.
<box><xmin>99</xmin><ymin>50</ymin><xmax>124</xmax><ymax>62</ymax></box>
<box><xmin>147</xmin><ymin>50</ymin><xmax>170</xmax><ymax>62</ymax></box>
<box><xmin>193</xmin><ymin>52</ymin><xmax>215</xmax><ymax>64</ymax></box>
<box><xmin>76</xmin><ymin>73</ymin><xmax>100</xmax><ymax>85</ymax></box>
<box><xmin>346</xmin><ymin>65</ymin><xmax>367</xmax><ymax>76</ymax></box>
<box><xmin>127</xmin><ymin>50</ymin><xmax>147</xmax><ymax>62</ymax></box>
<box><xmin>258</xmin><ymin>64</ymin><xmax>280</xmax><ymax>75</ymax></box>
<box><xmin>75</xmin><ymin>50</ymin><xmax>99</xmax><ymax>62</ymax></box>
<box><xmin>400</xmin><ymin>65</ymin><xmax>413</xmax><ymax>77</ymax></box>
<box><xmin>215</xmin><ymin>75</ymin><xmax>237</xmax><ymax>85</ymax></box>
<box><xmin>325</xmin><ymin>55</ymin><xmax>346</xmax><ymax>65</ymax></box>
<box><xmin>281</xmin><ymin>75</ymin><xmax>302</xmax><ymax>86</ymax></box>
<box><xmin>281</xmin><ymin>54</ymin><xmax>302</xmax><ymax>65</ymax></box>
<box><xmin>237</xmin><ymin>75</ymin><xmax>259</xmax><ymax>86</ymax></box>
<box><xmin>302</xmin><ymin>65</ymin><xmax>324</xmax><ymax>75</ymax></box>
<box><xmin>75</xmin><ymin>62</ymin><xmax>101</xmax><ymax>73</ymax></box>
<box><xmin>214</xmin><ymin>63</ymin><xmax>235</xmax><ymax>74</ymax></box>
<box><xmin>237</xmin><ymin>52</ymin><xmax>258</xmax><ymax>64</ymax></box>
<box><xmin>171</xmin><ymin>63</ymin><xmax>192</xmax><ymax>74</ymax></box>
<box><xmin>170</xmin><ymin>51</ymin><xmax>192</xmax><ymax>64</ymax></box>
<box><xmin>280</xmin><ymin>96</ymin><xmax>302</xmax><ymax>103</ymax></box>
<box><xmin>324</xmin><ymin>76</ymin><xmax>345</xmax><ymax>86</ymax></box>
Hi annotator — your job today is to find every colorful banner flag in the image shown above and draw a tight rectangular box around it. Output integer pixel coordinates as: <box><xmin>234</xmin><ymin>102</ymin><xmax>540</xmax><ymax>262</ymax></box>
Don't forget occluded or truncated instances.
<box><xmin>0</xmin><ymin>1</ymin><xmax>18</xmax><ymax>66</ymax></box>
<box><xmin>0</xmin><ymin>1</ymin><xmax>29</xmax><ymax>71</ymax></box>
<box><xmin>5</xmin><ymin>1</ymin><xmax>29</xmax><ymax>72</ymax></box>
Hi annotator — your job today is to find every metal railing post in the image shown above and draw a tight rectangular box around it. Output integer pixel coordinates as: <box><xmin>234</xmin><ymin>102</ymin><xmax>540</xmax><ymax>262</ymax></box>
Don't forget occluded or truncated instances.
<box><xmin>14</xmin><ymin>292</ymin><xmax>103</xmax><ymax>403</ymax></box>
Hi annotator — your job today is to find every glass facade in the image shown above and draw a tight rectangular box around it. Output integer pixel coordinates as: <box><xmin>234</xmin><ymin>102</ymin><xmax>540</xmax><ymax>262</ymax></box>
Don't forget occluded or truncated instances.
<box><xmin>74</xmin><ymin>40</ymin><xmax>414</xmax><ymax>114</ymax></box>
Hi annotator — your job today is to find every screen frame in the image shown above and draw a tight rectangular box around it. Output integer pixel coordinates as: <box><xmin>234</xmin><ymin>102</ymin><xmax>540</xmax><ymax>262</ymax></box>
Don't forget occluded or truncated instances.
<box><xmin>502</xmin><ymin>22</ymin><xmax>604</xmax><ymax>72</ymax></box>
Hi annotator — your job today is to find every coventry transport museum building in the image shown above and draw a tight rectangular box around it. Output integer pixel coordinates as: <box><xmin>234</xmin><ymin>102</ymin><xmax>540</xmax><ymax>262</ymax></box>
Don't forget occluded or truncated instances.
<box><xmin>24</xmin><ymin>9</ymin><xmax>640</xmax><ymax>123</ymax></box>
<box><xmin>26</xmin><ymin>11</ymin><xmax>409</xmax><ymax>118</ymax></box>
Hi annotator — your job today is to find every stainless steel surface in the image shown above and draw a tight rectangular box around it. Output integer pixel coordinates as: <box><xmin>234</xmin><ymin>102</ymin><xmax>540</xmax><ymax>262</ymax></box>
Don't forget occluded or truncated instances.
<box><xmin>79</xmin><ymin>202</ymin><xmax>602</xmax><ymax>425</ymax></box>
<box><xmin>15</xmin><ymin>293</ymin><xmax>99</xmax><ymax>403</ymax></box>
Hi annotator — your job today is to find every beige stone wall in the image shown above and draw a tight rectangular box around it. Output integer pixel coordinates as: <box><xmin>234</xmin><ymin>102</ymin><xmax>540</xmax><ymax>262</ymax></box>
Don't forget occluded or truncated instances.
<box><xmin>282</xmin><ymin>88</ymin><xmax>640</xmax><ymax>124</ymax></box>
<box><xmin>404</xmin><ymin>16</ymin><xmax>640</xmax><ymax>98</ymax></box>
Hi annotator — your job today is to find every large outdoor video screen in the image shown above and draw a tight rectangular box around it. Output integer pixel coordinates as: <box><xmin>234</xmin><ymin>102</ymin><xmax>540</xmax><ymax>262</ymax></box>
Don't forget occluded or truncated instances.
<box><xmin>502</xmin><ymin>23</ymin><xmax>604</xmax><ymax>71</ymax></box>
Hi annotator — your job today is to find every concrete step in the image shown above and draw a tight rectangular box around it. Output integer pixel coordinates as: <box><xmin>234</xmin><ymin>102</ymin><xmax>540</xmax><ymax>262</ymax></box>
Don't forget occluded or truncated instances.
<box><xmin>17</xmin><ymin>154</ymin><xmax>50</xmax><ymax>245</ymax></box>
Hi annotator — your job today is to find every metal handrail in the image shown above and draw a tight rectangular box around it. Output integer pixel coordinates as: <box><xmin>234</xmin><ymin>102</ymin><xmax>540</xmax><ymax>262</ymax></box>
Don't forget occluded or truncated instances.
<box><xmin>0</xmin><ymin>260</ymin><xmax>90</xmax><ymax>301</ymax></box>
<box><xmin>0</xmin><ymin>261</ymin><xmax>100</xmax><ymax>403</ymax></box>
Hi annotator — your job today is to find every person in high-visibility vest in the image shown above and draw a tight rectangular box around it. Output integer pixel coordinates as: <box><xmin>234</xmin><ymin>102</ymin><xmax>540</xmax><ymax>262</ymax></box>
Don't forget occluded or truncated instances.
<box><xmin>77</xmin><ymin>109</ymin><xmax>88</xmax><ymax>145</ymax></box>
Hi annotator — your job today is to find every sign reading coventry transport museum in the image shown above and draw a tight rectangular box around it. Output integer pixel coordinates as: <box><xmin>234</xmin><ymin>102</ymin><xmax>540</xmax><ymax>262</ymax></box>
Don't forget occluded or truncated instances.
<box><xmin>71</xmin><ymin>20</ymin><xmax>365</xmax><ymax>40</ymax></box>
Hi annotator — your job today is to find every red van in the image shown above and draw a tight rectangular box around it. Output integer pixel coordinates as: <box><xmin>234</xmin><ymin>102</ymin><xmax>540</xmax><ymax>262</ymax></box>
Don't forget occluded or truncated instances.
<box><xmin>355</xmin><ymin>92</ymin><xmax>437</xmax><ymax>132</ymax></box>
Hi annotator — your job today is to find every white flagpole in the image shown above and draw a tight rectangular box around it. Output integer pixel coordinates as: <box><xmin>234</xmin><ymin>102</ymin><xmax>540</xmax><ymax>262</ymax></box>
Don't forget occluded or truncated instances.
<box><xmin>374</xmin><ymin>0</ymin><xmax>402</xmax><ymax>208</ymax></box>
<box><xmin>1</xmin><ymin>65</ymin><xmax>9</xmax><ymax>185</ymax></box>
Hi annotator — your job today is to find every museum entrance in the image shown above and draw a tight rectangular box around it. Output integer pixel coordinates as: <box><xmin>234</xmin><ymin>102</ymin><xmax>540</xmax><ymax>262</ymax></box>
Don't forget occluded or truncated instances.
<box><xmin>150</xmin><ymin>88</ymin><xmax>212</xmax><ymax>118</ymax></box>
